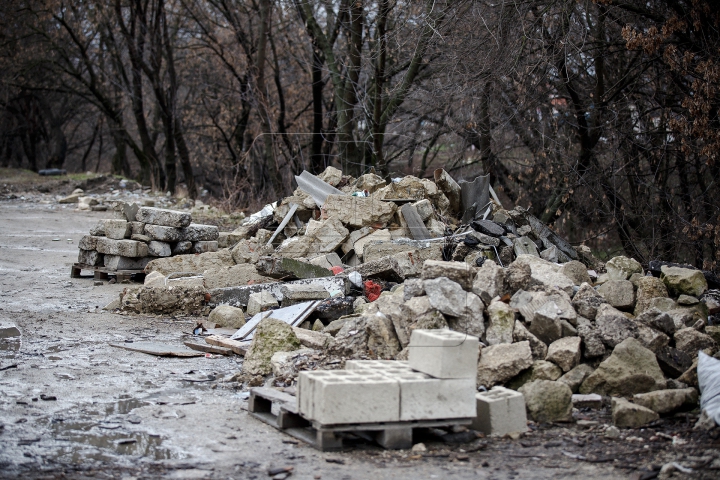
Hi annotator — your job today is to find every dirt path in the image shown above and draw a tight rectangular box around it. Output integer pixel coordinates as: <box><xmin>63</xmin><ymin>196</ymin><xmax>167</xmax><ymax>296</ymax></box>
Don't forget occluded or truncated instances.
<box><xmin>0</xmin><ymin>199</ymin><xmax>713</xmax><ymax>479</ymax></box>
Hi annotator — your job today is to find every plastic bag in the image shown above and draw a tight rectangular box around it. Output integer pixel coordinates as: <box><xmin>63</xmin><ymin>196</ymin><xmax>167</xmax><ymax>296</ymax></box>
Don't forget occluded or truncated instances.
<box><xmin>698</xmin><ymin>351</ymin><xmax>720</xmax><ymax>426</ymax></box>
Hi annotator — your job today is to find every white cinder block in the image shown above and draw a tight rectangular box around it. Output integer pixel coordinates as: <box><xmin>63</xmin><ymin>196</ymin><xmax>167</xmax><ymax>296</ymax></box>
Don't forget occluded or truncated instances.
<box><xmin>472</xmin><ymin>386</ymin><xmax>528</xmax><ymax>436</ymax></box>
<box><xmin>408</xmin><ymin>329</ymin><xmax>479</xmax><ymax>379</ymax></box>
<box><xmin>394</xmin><ymin>372</ymin><xmax>477</xmax><ymax>421</ymax></box>
<box><xmin>345</xmin><ymin>359</ymin><xmax>413</xmax><ymax>374</ymax></box>
<box><xmin>298</xmin><ymin>370</ymin><xmax>400</xmax><ymax>425</ymax></box>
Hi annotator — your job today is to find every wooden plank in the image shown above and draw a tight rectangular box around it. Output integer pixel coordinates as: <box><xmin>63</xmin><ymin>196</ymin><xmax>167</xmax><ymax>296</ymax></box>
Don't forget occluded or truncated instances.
<box><xmin>294</xmin><ymin>170</ymin><xmax>345</xmax><ymax>207</ymax></box>
<box><xmin>400</xmin><ymin>204</ymin><xmax>432</xmax><ymax>240</ymax></box>
<box><xmin>204</xmin><ymin>335</ymin><xmax>249</xmax><ymax>355</ymax></box>
<box><xmin>109</xmin><ymin>342</ymin><xmax>204</xmax><ymax>357</ymax></box>
<box><xmin>183</xmin><ymin>341</ymin><xmax>232</xmax><ymax>355</ymax></box>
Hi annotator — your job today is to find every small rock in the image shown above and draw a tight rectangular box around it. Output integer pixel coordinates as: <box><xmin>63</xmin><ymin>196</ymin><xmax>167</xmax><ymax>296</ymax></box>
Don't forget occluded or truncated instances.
<box><xmin>545</xmin><ymin>336</ymin><xmax>581</xmax><ymax>372</ymax></box>
<box><xmin>611</xmin><ymin>397</ymin><xmax>658</xmax><ymax>428</ymax></box>
<box><xmin>597</xmin><ymin>280</ymin><xmax>635</xmax><ymax>310</ymax></box>
<box><xmin>519</xmin><ymin>380</ymin><xmax>573</xmax><ymax>423</ymax></box>
<box><xmin>572</xmin><ymin>393</ymin><xmax>602</xmax><ymax>409</ymax></box>
<box><xmin>632</xmin><ymin>388</ymin><xmax>698</xmax><ymax>414</ymax></box>
<box><xmin>411</xmin><ymin>442</ymin><xmax>427</xmax><ymax>452</ymax></box>
<box><xmin>606</xmin><ymin>256</ymin><xmax>643</xmax><ymax>280</ymax></box>
<box><xmin>604</xmin><ymin>425</ymin><xmax>620</xmax><ymax>438</ymax></box>
<box><xmin>477</xmin><ymin>341</ymin><xmax>533</xmax><ymax>387</ymax></box>
<box><xmin>661</xmin><ymin>265</ymin><xmax>708</xmax><ymax>297</ymax></box>
<box><xmin>674</xmin><ymin>328</ymin><xmax>717</xmax><ymax>357</ymax></box>
<box><xmin>558</xmin><ymin>364</ymin><xmax>595</xmax><ymax>393</ymax></box>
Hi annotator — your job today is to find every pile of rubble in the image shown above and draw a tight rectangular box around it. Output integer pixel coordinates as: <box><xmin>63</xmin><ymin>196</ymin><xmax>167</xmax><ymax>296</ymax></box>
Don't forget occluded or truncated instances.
<box><xmin>78</xmin><ymin>206</ymin><xmax>219</xmax><ymax>271</ymax></box>
<box><xmin>108</xmin><ymin>166</ymin><xmax>720</xmax><ymax>430</ymax></box>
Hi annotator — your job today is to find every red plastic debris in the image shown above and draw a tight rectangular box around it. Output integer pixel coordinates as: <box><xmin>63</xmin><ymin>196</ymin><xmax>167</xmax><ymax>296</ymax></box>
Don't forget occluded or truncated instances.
<box><xmin>364</xmin><ymin>280</ymin><xmax>382</xmax><ymax>302</ymax></box>
<box><xmin>330</xmin><ymin>266</ymin><xmax>344</xmax><ymax>275</ymax></box>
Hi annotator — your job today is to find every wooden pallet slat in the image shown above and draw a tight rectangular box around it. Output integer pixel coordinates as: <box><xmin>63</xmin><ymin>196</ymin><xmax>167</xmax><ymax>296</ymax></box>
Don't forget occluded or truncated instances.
<box><xmin>247</xmin><ymin>387</ymin><xmax>473</xmax><ymax>451</ymax></box>
<box><xmin>71</xmin><ymin>262</ymin><xmax>144</xmax><ymax>282</ymax></box>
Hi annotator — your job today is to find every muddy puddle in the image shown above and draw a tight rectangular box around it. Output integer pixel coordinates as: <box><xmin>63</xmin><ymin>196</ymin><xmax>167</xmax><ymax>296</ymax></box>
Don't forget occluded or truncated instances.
<box><xmin>42</xmin><ymin>417</ymin><xmax>180</xmax><ymax>463</ymax></box>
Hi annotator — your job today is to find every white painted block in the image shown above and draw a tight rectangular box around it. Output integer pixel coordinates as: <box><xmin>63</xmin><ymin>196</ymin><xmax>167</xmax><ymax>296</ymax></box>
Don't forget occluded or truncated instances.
<box><xmin>472</xmin><ymin>386</ymin><xmax>528</xmax><ymax>436</ymax></box>
<box><xmin>298</xmin><ymin>370</ymin><xmax>400</xmax><ymax>425</ymax></box>
<box><xmin>408</xmin><ymin>329</ymin><xmax>479</xmax><ymax>379</ymax></box>
<box><xmin>394</xmin><ymin>372</ymin><xmax>476</xmax><ymax>421</ymax></box>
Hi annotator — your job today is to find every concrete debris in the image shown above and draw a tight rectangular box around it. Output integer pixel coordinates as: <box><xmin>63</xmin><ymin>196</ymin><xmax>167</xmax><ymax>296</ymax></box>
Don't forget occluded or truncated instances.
<box><xmin>66</xmin><ymin>166</ymin><xmax>720</xmax><ymax>433</ymax></box>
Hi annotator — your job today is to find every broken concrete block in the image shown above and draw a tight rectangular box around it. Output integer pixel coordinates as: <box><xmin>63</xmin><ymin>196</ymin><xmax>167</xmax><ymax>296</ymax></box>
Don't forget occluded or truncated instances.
<box><xmin>181</xmin><ymin>224</ymin><xmax>219</xmax><ymax>242</ymax></box>
<box><xmin>506</xmin><ymin>360</ymin><xmax>562</xmax><ymax>390</ymax></box>
<box><xmin>611</xmin><ymin>397</ymin><xmax>658</xmax><ymax>428</ymax></box>
<box><xmin>280</xmin><ymin>283</ymin><xmax>330</xmax><ymax>306</ymax></box>
<box><xmin>203</xmin><ymin>264</ymin><xmax>275</xmax><ymax>290</ymax></box>
<box><xmin>78</xmin><ymin>235</ymin><xmax>99</xmax><ymax>250</ymax></box>
<box><xmin>546</xmin><ymin>336</ymin><xmax>582</xmax><ymax>372</ymax></box>
<box><xmin>291</xmin><ymin>326</ymin><xmax>331</xmax><ymax>350</ymax></box>
<box><xmin>655</xmin><ymin>345</ymin><xmax>693</xmax><ymax>378</ymax></box>
<box><xmin>103</xmin><ymin>255</ymin><xmax>151</xmax><ymax>270</ymax></box>
<box><xmin>307</xmin><ymin>217</ymin><xmax>349</xmax><ymax>254</ymax></box>
<box><xmin>597</xmin><ymin>280</ymin><xmax>635</xmax><ymax>310</ymax></box>
<box><xmin>424</xmin><ymin>277</ymin><xmax>471</xmax><ymax>318</ymax></box>
<box><xmin>472</xmin><ymin>386</ymin><xmax>528</xmax><ymax>436</ymax></box>
<box><xmin>366</xmin><ymin>312</ymin><xmax>402</xmax><ymax>359</ymax></box>
<box><xmin>572</xmin><ymin>393</ymin><xmax>602</xmax><ymax>409</ymax></box>
<box><xmin>144</xmin><ymin>271</ymin><xmax>166</xmax><ymax>287</ymax></box>
<box><xmin>513</xmin><ymin>321</ymin><xmax>547</xmax><ymax>360</ymax></box>
<box><xmin>323</xmin><ymin>195</ymin><xmax>397</xmax><ymax>228</ymax></box>
<box><xmin>528</xmin><ymin>301</ymin><xmax>564</xmax><ymax>345</ymax></box>
<box><xmin>606</xmin><ymin>256</ymin><xmax>643</xmax><ymax>280</ymax></box>
<box><xmin>571</xmin><ymin>283</ymin><xmax>608</xmax><ymax>320</ymax></box>
<box><xmin>121</xmin><ymin>285</ymin><xmax>207</xmax><ymax>315</ymax></box>
<box><xmin>102</xmin><ymin>219</ymin><xmax>130</xmax><ymax>240</ymax></box>
<box><xmin>355</xmin><ymin>173</ymin><xmax>386</xmax><ymax>193</ymax></box>
<box><xmin>485</xmin><ymin>300</ymin><xmax>516</xmax><ymax>346</ymax></box>
<box><xmin>78</xmin><ymin>249</ymin><xmax>103</xmax><ymax>266</ymax></box>
<box><xmin>559</xmin><ymin>261</ymin><xmax>591</xmax><ymax>286</ymax></box>
<box><xmin>147</xmin><ymin>241</ymin><xmax>171</xmax><ymax>257</ymax></box>
<box><xmin>558</xmin><ymin>364</ymin><xmax>595</xmax><ymax>393</ymax></box>
<box><xmin>192</xmin><ymin>241</ymin><xmax>218</xmax><ymax>253</ymax></box>
<box><xmin>131</xmin><ymin>234</ymin><xmax>151</xmax><ymax>243</ymax></box>
<box><xmin>247</xmin><ymin>291</ymin><xmax>279</xmax><ymax>316</ymax></box>
<box><xmin>477</xmin><ymin>341</ymin><xmax>533</xmax><ymax>387</ymax></box>
<box><xmin>298</xmin><ymin>369</ymin><xmax>401</xmax><ymax>424</ymax></box>
<box><xmin>445</xmin><ymin>291</ymin><xmax>486</xmax><ymax>339</ymax></box>
<box><xmin>635</xmin><ymin>323</ymin><xmax>670</xmax><ymax>353</ymax></box>
<box><xmin>636</xmin><ymin>308</ymin><xmax>676</xmax><ymax>336</ymax></box>
<box><xmin>661</xmin><ymin>265</ymin><xmax>708</xmax><ymax>297</ymax></box>
<box><xmin>211</xmin><ymin>276</ymin><xmax>346</xmax><ymax>308</ymax></box>
<box><xmin>576</xmin><ymin>316</ymin><xmax>606</xmax><ymax>358</ymax></box>
<box><xmin>413</xmin><ymin>199</ymin><xmax>434</xmax><ymax>221</ymax></box>
<box><xmin>408</xmin><ymin>329</ymin><xmax>479</xmax><ymax>379</ymax></box>
<box><xmin>519</xmin><ymin>380</ymin><xmax>573</xmax><ymax>423</ymax></box>
<box><xmin>144</xmin><ymin>224</ymin><xmax>182</xmax><ymax>242</ymax></box>
<box><xmin>0</xmin><ymin>321</ymin><xmax>21</xmax><ymax>338</ymax></box>
<box><xmin>354</xmin><ymin>229</ymin><xmax>393</xmax><ymax>259</ymax></box>
<box><xmin>146</xmin><ymin>249</ymin><xmax>234</xmax><ymax>275</ymax></box>
<box><xmin>633</xmin><ymin>388</ymin><xmax>698</xmax><ymax>414</ymax></box>
<box><xmin>579</xmin><ymin>338</ymin><xmax>666</xmax><ymax>396</ymax></box>
<box><xmin>136</xmin><ymin>206</ymin><xmax>191</xmax><ymax>227</ymax></box>
<box><xmin>208</xmin><ymin>305</ymin><xmax>246</xmax><ymax>329</ymax></box>
<box><xmin>256</xmin><ymin>256</ymin><xmax>332</xmax><ymax>280</ymax></box>
<box><xmin>513</xmin><ymin>255</ymin><xmax>575</xmax><ymax>296</ymax></box>
<box><xmin>674</xmin><ymin>327</ymin><xmax>717</xmax><ymax>357</ymax></box>
<box><xmin>595</xmin><ymin>304</ymin><xmax>639</xmax><ymax>348</ymax></box>
<box><xmin>242</xmin><ymin>318</ymin><xmax>301</xmax><ymax>375</ymax></box>
<box><xmin>95</xmin><ymin>238</ymin><xmax>149</xmax><ymax>258</ymax></box>
<box><xmin>634</xmin><ymin>276</ymin><xmax>670</xmax><ymax>315</ymax></box>
<box><xmin>471</xmin><ymin>260</ymin><xmax>504</xmax><ymax>305</ymax></box>
<box><xmin>308</xmin><ymin>252</ymin><xmax>343</xmax><ymax>269</ymax></box>
<box><xmin>421</xmin><ymin>260</ymin><xmax>477</xmax><ymax>290</ymax></box>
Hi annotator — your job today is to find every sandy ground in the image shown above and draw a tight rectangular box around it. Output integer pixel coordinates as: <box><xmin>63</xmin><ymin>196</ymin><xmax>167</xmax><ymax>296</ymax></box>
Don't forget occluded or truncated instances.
<box><xmin>0</xmin><ymin>198</ymin><xmax>716</xmax><ymax>480</ymax></box>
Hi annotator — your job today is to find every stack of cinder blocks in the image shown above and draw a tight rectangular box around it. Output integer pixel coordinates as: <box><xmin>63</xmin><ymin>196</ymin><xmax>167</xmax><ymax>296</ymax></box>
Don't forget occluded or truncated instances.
<box><xmin>298</xmin><ymin>329</ymin><xmax>478</xmax><ymax>425</ymax></box>
<box><xmin>77</xmin><ymin>207</ymin><xmax>219</xmax><ymax>271</ymax></box>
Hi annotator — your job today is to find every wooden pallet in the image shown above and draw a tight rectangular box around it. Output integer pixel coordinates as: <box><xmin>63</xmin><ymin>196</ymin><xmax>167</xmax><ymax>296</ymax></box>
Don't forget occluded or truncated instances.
<box><xmin>70</xmin><ymin>263</ymin><xmax>144</xmax><ymax>282</ymax></box>
<box><xmin>248</xmin><ymin>387</ymin><xmax>472</xmax><ymax>451</ymax></box>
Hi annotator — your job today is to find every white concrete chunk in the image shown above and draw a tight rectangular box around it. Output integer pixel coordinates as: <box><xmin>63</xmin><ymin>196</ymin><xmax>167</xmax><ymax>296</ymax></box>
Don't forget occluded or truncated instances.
<box><xmin>95</xmin><ymin>238</ymin><xmax>148</xmax><ymax>258</ymax></box>
<box><xmin>472</xmin><ymin>386</ymin><xmax>528</xmax><ymax>436</ymax></box>
<box><xmin>148</xmin><ymin>241</ymin><xmax>172</xmax><ymax>257</ymax></box>
<box><xmin>192</xmin><ymin>241</ymin><xmax>218</xmax><ymax>253</ymax></box>
<box><xmin>408</xmin><ymin>329</ymin><xmax>479</xmax><ymax>379</ymax></box>
<box><xmin>182</xmin><ymin>224</ymin><xmax>220</xmax><ymax>242</ymax></box>
<box><xmin>395</xmin><ymin>373</ymin><xmax>476</xmax><ymax>421</ymax></box>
